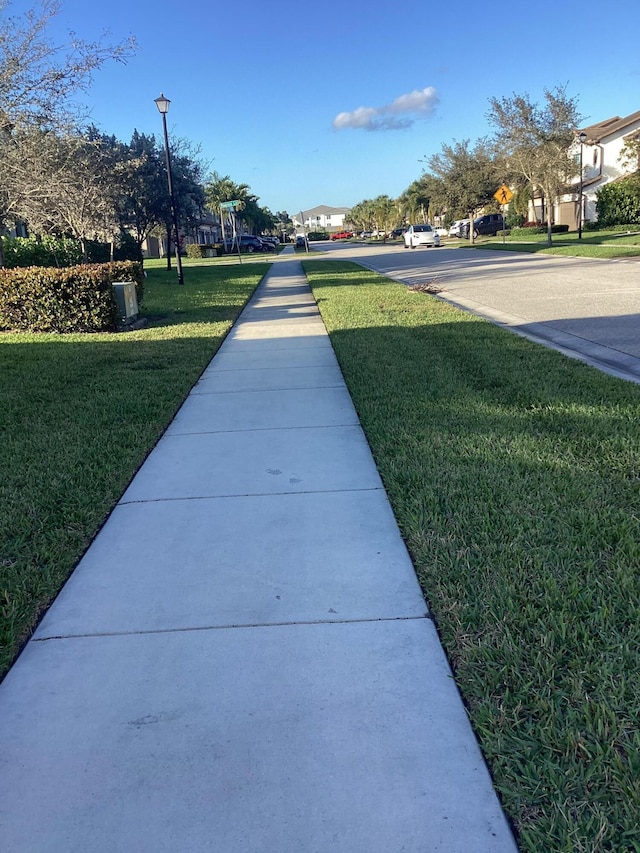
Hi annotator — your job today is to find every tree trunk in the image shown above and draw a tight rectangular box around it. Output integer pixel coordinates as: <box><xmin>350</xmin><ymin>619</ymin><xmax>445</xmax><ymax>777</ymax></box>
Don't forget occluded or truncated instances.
<box><xmin>80</xmin><ymin>236</ymin><xmax>88</xmax><ymax>263</ymax></box>
<box><xmin>544</xmin><ymin>188</ymin><xmax>553</xmax><ymax>246</ymax></box>
<box><xmin>166</xmin><ymin>224</ymin><xmax>172</xmax><ymax>271</ymax></box>
<box><xmin>0</xmin><ymin>232</ymin><xmax>5</xmax><ymax>269</ymax></box>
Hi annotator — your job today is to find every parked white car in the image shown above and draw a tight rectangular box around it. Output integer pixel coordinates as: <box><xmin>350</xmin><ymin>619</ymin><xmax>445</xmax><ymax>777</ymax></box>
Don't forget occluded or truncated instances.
<box><xmin>403</xmin><ymin>224</ymin><xmax>440</xmax><ymax>249</ymax></box>
<box><xmin>449</xmin><ymin>219</ymin><xmax>470</xmax><ymax>238</ymax></box>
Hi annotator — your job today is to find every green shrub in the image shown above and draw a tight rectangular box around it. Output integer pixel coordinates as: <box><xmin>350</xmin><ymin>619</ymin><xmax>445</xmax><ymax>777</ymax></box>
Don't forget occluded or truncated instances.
<box><xmin>307</xmin><ymin>231</ymin><xmax>330</xmax><ymax>241</ymax></box>
<box><xmin>1</xmin><ymin>234</ymin><xmax>143</xmax><ymax>268</ymax></box>
<box><xmin>185</xmin><ymin>243</ymin><xmax>223</xmax><ymax>258</ymax></box>
<box><xmin>505</xmin><ymin>209</ymin><xmax>525</xmax><ymax>228</ymax></box>
<box><xmin>0</xmin><ymin>261</ymin><xmax>144</xmax><ymax>333</ymax></box>
<box><xmin>584</xmin><ymin>221</ymin><xmax>640</xmax><ymax>232</ymax></box>
<box><xmin>510</xmin><ymin>224</ymin><xmax>570</xmax><ymax>236</ymax></box>
<box><xmin>596</xmin><ymin>175</ymin><xmax>640</xmax><ymax>226</ymax></box>
<box><xmin>1</xmin><ymin>235</ymin><xmax>83</xmax><ymax>268</ymax></box>
<box><xmin>113</xmin><ymin>232</ymin><xmax>144</xmax><ymax>262</ymax></box>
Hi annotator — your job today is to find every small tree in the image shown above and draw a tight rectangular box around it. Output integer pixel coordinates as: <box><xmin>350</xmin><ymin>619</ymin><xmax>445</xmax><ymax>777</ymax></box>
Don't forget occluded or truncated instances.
<box><xmin>488</xmin><ymin>86</ymin><xmax>582</xmax><ymax>245</ymax></box>
<box><xmin>5</xmin><ymin>126</ymin><xmax>120</xmax><ymax>260</ymax></box>
<box><xmin>619</xmin><ymin>132</ymin><xmax>640</xmax><ymax>174</ymax></box>
<box><xmin>427</xmin><ymin>138</ymin><xmax>504</xmax><ymax>238</ymax></box>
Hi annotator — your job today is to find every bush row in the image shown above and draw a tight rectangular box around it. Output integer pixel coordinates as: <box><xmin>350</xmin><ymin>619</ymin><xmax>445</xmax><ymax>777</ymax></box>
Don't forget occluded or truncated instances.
<box><xmin>185</xmin><ymin>243</ymin><xmax>224</xmax><ymax>258</ymax></box>
<box><xmin>0</xmin><ymin>261</ymin><xmax>144</xmax><ymax>333</ymax></box>
<box><xmin>1</xmin><ymin>234</ymin><xmax>143</xmax><ymax>269</ymax></box>
<box><xmin>584</xmin><ymin>221</ymin><xmax>640</xmax><ymax>232</ymax></box>
<box><xmin>510</xmin><ymin>224</ymin><xmax>570</xmax><ymax>235</ymax></box>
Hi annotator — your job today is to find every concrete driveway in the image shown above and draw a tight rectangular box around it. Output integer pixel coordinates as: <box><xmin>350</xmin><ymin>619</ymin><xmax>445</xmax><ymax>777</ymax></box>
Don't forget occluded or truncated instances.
<box><xmin>317</xmin><ymin>241</ymin><xmax>640</xmax><ymax>383</ymax></box>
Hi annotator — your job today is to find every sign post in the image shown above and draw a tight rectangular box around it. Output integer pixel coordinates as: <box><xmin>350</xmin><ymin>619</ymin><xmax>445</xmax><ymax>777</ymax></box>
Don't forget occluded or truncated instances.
<box><xmin>493</xmin><ymin>185</ymin><xmax>513</xmax><ymax>244</ymax></box>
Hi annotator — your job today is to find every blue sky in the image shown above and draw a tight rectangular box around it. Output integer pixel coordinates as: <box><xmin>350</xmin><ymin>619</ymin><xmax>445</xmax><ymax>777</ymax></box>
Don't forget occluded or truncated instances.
<box><xmin>11</xmin><ymin>0</ymin><xmax>640</xmax><ymax>215</ymax></box>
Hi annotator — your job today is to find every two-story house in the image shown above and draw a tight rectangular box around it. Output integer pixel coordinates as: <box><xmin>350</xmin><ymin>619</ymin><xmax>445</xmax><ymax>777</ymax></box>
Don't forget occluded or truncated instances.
<box><xmin>293</xmin><ymin>205</ymin><xmax>351</xmax><ymax>232</ymax></box>
<box><xmin>552</xmin><ymin>109</ymin><xmax>640</xmax><ymax>229</ymax></box>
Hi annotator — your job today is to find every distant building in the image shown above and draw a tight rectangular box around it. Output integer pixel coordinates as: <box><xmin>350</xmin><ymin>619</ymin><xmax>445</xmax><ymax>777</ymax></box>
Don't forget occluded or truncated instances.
<box><xmin>293</xmin><ymin>205</ymin><xmax>351</xmax><ymax>232</ymax></box>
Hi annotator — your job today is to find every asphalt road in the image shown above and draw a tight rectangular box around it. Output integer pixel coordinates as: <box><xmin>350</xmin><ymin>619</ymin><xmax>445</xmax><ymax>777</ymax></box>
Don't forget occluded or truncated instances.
<box><xmin>317</xmin><ymin>240</ymin><xmax>640</xmax><ymax>384</ymax></box>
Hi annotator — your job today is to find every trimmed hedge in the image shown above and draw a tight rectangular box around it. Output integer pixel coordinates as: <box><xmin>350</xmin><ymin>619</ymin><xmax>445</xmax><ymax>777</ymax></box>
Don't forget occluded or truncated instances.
<box><xmin>0</xmin><ymin>261</ymin><xmax>144</xmax><ymax>333</ymax></box>
<box><xmin>185</xmin><ymin>243</ymin><xmax>223</xmax><ymax>258</ymax></box>
<box><xmin>1</xmin><ymin>235</ymin><xmax>143</xmax><ymax>269</ymax></box>
<box><xmin>584</xmin><ymin>221</ymin><xmax>640</xmax><ymax>232</ymax></box>
<box><xmin>510</xmin><ymin>224</ymin><xmax>570</xmax><ymax>236</ymax></box>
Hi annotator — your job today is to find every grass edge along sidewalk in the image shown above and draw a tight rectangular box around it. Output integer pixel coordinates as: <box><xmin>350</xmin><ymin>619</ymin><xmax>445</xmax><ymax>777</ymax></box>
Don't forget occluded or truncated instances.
<box><xmin>0</xmin><ymin>261</ymin><xmax>268</xmax><ymax>680</ymax></box>
<box><xmin>303</xmin><ymin>259</ymin><xmax>640</xmax><ymax>853</ymax></box>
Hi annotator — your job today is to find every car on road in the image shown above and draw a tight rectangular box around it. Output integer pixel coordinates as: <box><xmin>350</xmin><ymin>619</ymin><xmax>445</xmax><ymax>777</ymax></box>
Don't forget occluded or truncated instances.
<box><xmin>390</xmin><ymin>228</ymin><xmax>406</xmax><ymax>238</ymax></box>
<box><xmin>403</xmin><ymin>224</ymin><xmax>441</xmax><ymax>249</ymax></box>
<box><xmin>460</xmin><ymin>214</ymin><xmax>506</xmax><ymax>238</ymax></box>
<box><xmin>330</xmin><ymin>230</ymin><xmax>353</xmax><ymax>240</ymax></box>
<box><xmin>449</xmin><ymin>219</ymin><xmax>470</xmax><ymax>238</ymax></box>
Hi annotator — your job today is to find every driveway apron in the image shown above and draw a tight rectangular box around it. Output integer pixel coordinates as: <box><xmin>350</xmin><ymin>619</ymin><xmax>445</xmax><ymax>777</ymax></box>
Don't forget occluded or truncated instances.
<box><xmin>0</xmin><ymin>252</ymin><xmax>518</xmax><ymax>852</ymax></box>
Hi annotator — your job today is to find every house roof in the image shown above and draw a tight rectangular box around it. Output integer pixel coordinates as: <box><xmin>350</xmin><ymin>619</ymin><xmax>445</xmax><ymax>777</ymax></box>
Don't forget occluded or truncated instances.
<box><xmin>301</xmin><ymin>205</ymin><xmax>351</xmax><ymax>218</ymax></box>
<box><xmin>580</xmin><ymin>110</ymin><xmax>640</xmax><ymax>143</ymax></box>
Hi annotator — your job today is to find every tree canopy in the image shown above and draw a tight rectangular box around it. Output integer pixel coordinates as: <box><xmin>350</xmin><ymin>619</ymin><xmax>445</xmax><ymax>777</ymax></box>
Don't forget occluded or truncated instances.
<box><xmin>488</xmin><ymin>85</ymin><xmax>582</xmax><ymax>243</ymax></box>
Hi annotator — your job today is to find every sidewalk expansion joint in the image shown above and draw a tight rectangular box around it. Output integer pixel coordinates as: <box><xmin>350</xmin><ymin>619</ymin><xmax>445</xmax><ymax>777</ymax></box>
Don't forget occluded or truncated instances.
<box><xmin>163</xmin><ymin>422</ymin><xmax>362</xmax><ymax>436</ymax></box>
<box><xmin>205</xmin><ymin>358</ymin><xmax>334</xmax><ymax>372</ymax></box>
<box><xmin>118</xmin><ymin>486</ymin><xmax>384</xmax><ymax>506</ymax></box>
<box><xmin>34</xmin><ymin>614</ymin><xmax>432</xmax><ymax>643</ymax></box>
<box><xmin>190</xmin><ymin>384</ymin><xmax>344</xmax><ymax>396</ymax></box>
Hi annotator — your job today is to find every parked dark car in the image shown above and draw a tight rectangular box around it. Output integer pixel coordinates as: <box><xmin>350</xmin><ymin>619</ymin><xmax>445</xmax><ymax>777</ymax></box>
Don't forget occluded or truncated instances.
<box><xmin>233</xmin><ymin>235</ymin><xmax>264</xmax><ymax>253</ymax></box>
<box><xmin>390</xmin><ymin>228</ymin><xmax>405</xmax><ymax>238</ymax></box>
<box><xmin>461</xmin><ymin>214</ymin><xmax>506</xmax><ymax>238</ymax></box>
<box><xmin>294</xmin><ymin>235</ymin><xmax>306</xmax><ymax>248</ymax></box>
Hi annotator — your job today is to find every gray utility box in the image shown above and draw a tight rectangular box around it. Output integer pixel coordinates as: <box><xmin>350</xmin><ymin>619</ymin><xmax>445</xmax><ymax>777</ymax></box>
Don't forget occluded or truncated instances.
<box><xmin>112</xmin><ymin>281</ymin><xmax>139</xmax><ymax>325</ymax></box>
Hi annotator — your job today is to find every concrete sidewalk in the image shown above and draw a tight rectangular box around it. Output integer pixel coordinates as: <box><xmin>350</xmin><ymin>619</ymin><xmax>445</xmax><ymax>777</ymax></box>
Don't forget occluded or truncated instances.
<box><xmin>0</xmin><ymin>253</ymin><xmax>518</xmax><ymax>852</ymax></box>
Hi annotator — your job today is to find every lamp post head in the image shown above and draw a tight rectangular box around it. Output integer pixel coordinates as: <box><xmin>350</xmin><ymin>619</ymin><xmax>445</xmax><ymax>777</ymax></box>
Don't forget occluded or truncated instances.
<box><xmin>578</xmin><ymin>131</ymin><xmax>587</xmax><ymax>144</ymax></box>
<box><xmin>154</xmin><ymin>93</ymin><xmax>170</xmax><ymax>115</ymax></box>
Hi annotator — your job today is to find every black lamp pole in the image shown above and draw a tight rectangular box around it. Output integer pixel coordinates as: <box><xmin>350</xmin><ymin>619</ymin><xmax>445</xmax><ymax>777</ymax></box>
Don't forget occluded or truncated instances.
<box><xmin>577</xmin><ymin>131</ymin><xmax>587</xmax><ymax>241</ymax></box>
<box><xmin>154</xmin><ymin>93</ymin><xmax>184</xmax><ymax>285</ymax></box>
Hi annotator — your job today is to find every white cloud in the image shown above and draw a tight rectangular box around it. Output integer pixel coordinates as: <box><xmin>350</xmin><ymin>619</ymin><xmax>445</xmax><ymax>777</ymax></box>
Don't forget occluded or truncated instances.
<box><xmin>332</xmin><ymin>87</ymin><xmax>439</xmax><ymax>132</ymax></box>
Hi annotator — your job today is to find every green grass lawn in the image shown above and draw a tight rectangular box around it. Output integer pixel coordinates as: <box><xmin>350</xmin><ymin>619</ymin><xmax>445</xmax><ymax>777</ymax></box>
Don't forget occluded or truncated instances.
<box><xmin>303</xmin><ymin>259</ymin><xmax>640</xmax><ymax>853</ymax></box>
<box><xmin>462</xmin><ymin>228</ymin><xmax>640</xmax><ymax>259</ymax></box>
<box><xmin>0</xmin><ymin>261</ymin><xmax>268</xmax><ymax>678</ymax></box>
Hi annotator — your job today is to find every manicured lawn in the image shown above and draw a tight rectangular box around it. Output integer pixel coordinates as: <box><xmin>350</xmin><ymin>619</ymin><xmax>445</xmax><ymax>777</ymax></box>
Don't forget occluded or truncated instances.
<box><xmin>303</xmin><ymin>259</ymin><xmax>640</xmax><ymax>853</ymax></box>
<box><xmin>0</xmin><ymin>261</ymin><xmax>268</xmax><ymax>679</ymax></box>
<box><xmin>465</xmin><ymin>229</ymin><xmax>640</xmax><ymax>259</ymax></box>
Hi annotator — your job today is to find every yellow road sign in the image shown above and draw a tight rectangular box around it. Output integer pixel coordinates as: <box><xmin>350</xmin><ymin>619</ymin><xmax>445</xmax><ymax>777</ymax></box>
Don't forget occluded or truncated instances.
<box><xmin>494</xmin><ymin>185</ymin><xmax>513</xmax><ymax>204</ymax></box>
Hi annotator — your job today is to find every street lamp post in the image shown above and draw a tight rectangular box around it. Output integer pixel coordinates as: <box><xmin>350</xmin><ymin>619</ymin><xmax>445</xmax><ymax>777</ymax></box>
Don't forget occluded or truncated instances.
<box><xmin>577</xmin><ymin>131</ymin><xmax>587</xmax><ymax>241</ymax></box>
<box><xmin>154</xmin><ymin>93</ymin><xmax>184</xmax><ymax>285</ymax></box>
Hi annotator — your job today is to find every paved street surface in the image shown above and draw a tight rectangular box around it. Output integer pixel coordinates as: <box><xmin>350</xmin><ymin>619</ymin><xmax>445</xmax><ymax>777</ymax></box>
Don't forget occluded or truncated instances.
<box><xmin>324</xmin><ymin>241</ymin><xmax>640</xmax><ymax>383</ymax></box>
<box><xmin>0</xmin><ymin>253</ymin><xmax>518</xmax><ymax>852</ymax></box>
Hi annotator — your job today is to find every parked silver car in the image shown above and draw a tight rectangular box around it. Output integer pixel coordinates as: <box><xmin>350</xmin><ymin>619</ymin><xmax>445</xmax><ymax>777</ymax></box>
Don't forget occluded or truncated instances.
<box><xmin>403</xmin><ymin>224</ymin><xmax>441</xmax><ymax>249</ymax></box>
